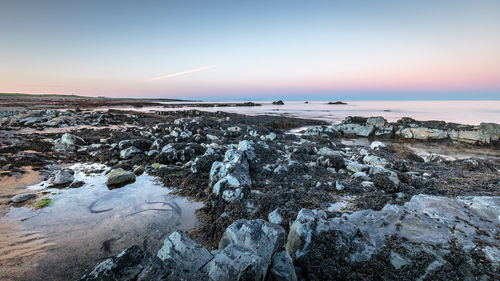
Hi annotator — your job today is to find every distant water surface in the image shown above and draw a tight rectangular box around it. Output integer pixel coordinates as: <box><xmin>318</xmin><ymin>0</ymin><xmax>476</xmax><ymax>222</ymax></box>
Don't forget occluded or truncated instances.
<box><xmin>155</xmin><ymin>100</ymin><xmax>500</xmax><ymax>125</ymax></box>
<box><xmin>110</xmin><ymin>100</ymin><xmax>500</xmax><ymax>125</ymax></box>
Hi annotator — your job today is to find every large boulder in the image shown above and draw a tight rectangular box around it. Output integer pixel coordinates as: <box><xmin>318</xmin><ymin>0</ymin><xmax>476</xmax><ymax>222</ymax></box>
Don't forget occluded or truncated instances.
<box><xmin>210</xmin><ymin>145</ymin><xmax>252</xmax><ymax>202</ymax></box>
<box><xmin>202</xmin><ymin>244</ymin><xmax>262</xmax><ymax>281</ymax></box>
<box><xmin>106</xmin><ymin>168</ymin><xmax>136</xmax><ymax>187</ymax></box>
<box><xmin>157</xmin><ymin>231</ymin><xmax>213</xmax><ymax>273</ymax></box>
<box><xmin>219</xmin><ymin>219</ymin><xmax>290</xmax><ymax>280</ymax></box>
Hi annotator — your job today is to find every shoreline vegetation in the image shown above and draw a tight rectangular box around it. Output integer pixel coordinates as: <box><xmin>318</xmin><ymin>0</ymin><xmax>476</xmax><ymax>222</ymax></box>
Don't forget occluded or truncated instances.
<box><xmin>0</xmin><ymin>95</ymin><xmax>499</xmax><ymax>280</ymax></box>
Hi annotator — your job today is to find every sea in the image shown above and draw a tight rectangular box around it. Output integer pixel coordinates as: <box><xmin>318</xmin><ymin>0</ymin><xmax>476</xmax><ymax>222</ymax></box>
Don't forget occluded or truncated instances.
<box><xmin>126</xmin><ymin>100</ymin><xmax>500</xmax><ymax>125</ymax></box>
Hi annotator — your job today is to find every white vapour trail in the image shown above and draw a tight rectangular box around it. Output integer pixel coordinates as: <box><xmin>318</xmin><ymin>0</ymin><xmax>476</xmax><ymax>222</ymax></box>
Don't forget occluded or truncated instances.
<box><xmin>147</xmin><ymin>65</ymin><xmax>217</xmax><ymax>82</ymax></box>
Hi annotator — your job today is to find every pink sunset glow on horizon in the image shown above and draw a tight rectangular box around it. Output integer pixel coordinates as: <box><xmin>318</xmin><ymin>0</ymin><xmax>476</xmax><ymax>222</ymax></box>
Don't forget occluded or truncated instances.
<box><xmin>0</xmin><ymin>1</ymin><xmax>499</xmax><ymax>100</ymax></box>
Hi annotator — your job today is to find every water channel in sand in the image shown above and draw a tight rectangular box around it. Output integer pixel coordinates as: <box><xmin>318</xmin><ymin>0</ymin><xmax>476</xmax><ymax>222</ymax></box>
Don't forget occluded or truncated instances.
<box><xmin>0</xmin><ymin>163</ymin><xmax>203</xmax><ymax>281</ymax></box>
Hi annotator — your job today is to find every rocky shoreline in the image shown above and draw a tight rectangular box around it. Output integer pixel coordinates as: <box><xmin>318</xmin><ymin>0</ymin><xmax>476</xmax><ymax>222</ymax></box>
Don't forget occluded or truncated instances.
<box><xmin>0</xmin><ymin>107</ymin><xmax>499</xmax><ymax>280</ymax></box>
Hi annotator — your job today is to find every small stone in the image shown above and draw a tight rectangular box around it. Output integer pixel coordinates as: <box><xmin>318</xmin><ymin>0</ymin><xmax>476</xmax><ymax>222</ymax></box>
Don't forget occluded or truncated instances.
<box><xmin>61</xmin><ymin>133</ymin><xmax>85</xmax><ymax>146</ymax></box>
<box><xmin>120</xmin><ymin>146</ymin><xmax>141</xmax><ymax>159</ymax></box>
<box><xmin>370</xmin><ymin>141</ymin><xmax>386</xmax><ymax>150</ymax></box>
<box><xmin>68</xmin><ymin>180</ymin><xmax>85</xmax><ymax>188</ymax></box>
<box><xmin>12</xmin><ymin>193</ymin><xmax>36</xmax><ymax>203</ymax></box>
<box><xmin>352</xmin><ymin>171</ymin><xmax>371</xmax><ymax>181</ymax></box>
<box><xmin>51</xmin><ymin>169</ymin><xmax>75</xmax><ymax>187</ymax></box>
<box><xmin>335</xmin><ymin>180</ymin><xmax>344</xmax><ymax>191</ymax></box>
<box><xmin>133</xmin><ymin>165</ymin><xmax>144</xmax><ymax>175</ymax></box>
<box><xmin>268</xmin><ymin>209</ymin><xmax>283</xmax><ymax>224</ymax></box>
<box><xmin>106</xmin><ymin>168</ymin><xmax>136</xmax><ymax>187</ymax></box>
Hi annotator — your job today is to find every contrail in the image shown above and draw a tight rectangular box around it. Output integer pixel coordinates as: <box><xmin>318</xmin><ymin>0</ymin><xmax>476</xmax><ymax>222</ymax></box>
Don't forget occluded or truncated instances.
<box><xmin>147</xmin><ymin>65</ymin><xmax>217</xmax><ymax>82</ymax></box>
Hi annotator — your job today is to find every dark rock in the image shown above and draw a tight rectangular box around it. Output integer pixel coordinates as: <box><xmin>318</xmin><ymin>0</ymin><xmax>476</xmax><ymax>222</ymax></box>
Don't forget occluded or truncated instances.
<box><xmin>78</xmin><ymin>245</ymin><xmax>169</xmax><ymax>281</ymax></box>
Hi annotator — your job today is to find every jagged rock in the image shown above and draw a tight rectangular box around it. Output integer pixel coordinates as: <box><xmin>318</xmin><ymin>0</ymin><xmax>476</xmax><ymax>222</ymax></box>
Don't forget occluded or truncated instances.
<box><xmin>286</xmin><ymin>209</ymin><xmax>327</xmax><ymax>260</ymax></box>
<box><xmin>219</xmin><ymin>219</ymin><xmax>287</xmax><ymax>279</ymax></box>
<box><xmin>210</xmin><ymin>147</ymin><xmax>251</xmax><ymax>202</ymax></box>
<box><xmin>191</xmin><ymin>147</ymin><xmax>223</xmax><ymax>173</ymax></box>
<box><xmin>106</xmin><ymin>168</ymin><xmax>136</xmax><ymax>187</ymax></box>
<box><xmin>158</xmin><ymin>143</ymin><xmax>204</xmax><ymax>164</ymax></box>
<box><xmin>286</xmin><ymin>195</ymin><xmax>500</xmax><ymax>279</ymax></box>
<box><xmin>268</xmin><ymin>209</ymin><xmax>283</xmax><ymax>225</ymax></box>
<box><xmin>267</xmin><ymin>251</ymin><xmax>297</xmax><ymax>281</ymax></box>
<box><xmin>202</xmin><ymin>244</ymin><xmax>262</xmax><ymax>281</ymax></box>
<box><xmin>157</xmin><ymin>231</ymin><xmax>213</xmax><ymax>273</ymax></box>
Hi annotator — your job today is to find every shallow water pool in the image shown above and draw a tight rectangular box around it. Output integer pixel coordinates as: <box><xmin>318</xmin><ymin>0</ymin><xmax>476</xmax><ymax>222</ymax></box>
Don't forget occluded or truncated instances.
<box><xmin>0</xmin><ymin>163</ymin><xmax>203</xmax><ymax>281</ymax></box>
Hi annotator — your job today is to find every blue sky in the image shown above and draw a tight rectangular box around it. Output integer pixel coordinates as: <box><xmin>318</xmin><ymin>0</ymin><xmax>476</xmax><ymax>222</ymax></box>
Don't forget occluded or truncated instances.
<box><xmin>1</xmin><ymin>0</ymin><xmax>499</xmax><ymax>100</ymax></box>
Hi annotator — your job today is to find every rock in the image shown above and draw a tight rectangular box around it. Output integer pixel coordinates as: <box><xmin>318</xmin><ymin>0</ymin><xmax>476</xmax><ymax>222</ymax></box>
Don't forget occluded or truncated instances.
<box><xmin>318</xmin><ymin>147</ymin><xmax>341</xmax><ymax>157</ymax></box>
<box><xmin>362</xmin><ymin>155</ymin><xmax>388</xmax><ymax>166</ymax></box>
<box><xmin>120</xmin><ymin>146</ymin><xmax>141</xmax><ymax>159</ymax></box>
<box><xmin>202</xmin><ymin>244</ymin><xmax>262</xmax><ymax>281</ymax></box>
<box><xmin>370</xmin><ymin>141</ymin><xmax>386</xmax><ymax>150</ymax></box>
<box><xmin>78</xmin><ymin>245</ymin><xmax>169</xmax><ymax>281</ymax></box>
<box><xmin>106</xmin><ymin>168</ymin><xmax>136</xmax><ymax>187</ymax></box>
<box><xmin>346</xmin><ymin>161</ymin><xmax>369</xmax><ymax>173</ymax></box>
<box><xmin>206</xmin><ymin>134</ymin><xmax>219</xmax><ymax>141</ymax></box>
<box><xmin>147</xmin><ymin>150</ymin><xmax>159</xmax><ymax>157</ymax></box>
<box><xmin>226</xmin><ymin>126</ymin><xmax>242</xmax><ymax>137</ymax></box>
<box><xmin>335</xmin><ymin>180</ymin><xmax>344</xmax><ymax>191</ymax></box>
<box><xmin>337</xmin><ymin>123</ymin><xmax>374</xmax><ymax>137</ymax></box>
<box><xmin>191</xmin><ymin>147</ymin><xmax>223</xmax><ymax>173</ymax></box>
<box><xmin>267</xmin><ymin>251</ymin><xmax>297</xmax><ymax>281</ymax></box>
<box><xmin>286</xmin><ymin>209</ymin><xmax>326</xmax><ymax>260</ymax></box>
<box><xmin>118</xmin><ymin>139</ymin><xmax>134</xmax><ymax>150</ymax></box>
<box><xmin>268</xmin><ymin>209</ymin><xmax>283</xmax><ymax>224</ymax></box>
<box><xmin>219</xmin><ymin>219</ymin><xmax>289</xmax><ymax>280</ymax></box>
<box><xmin>361</xmin><ymin>181</ymin><xmax>374</xmax><ymax>188</ymax></box>
<box><xmin>61</xmin><ymin>133</ymin><xmax>85</xmax><ymax>146</ymax></box>
<box><xmin>272</xmin><ymin>100</ymin><xmax>284</xmax><ymax>105</ymax></box>
<box><xmin>351</xmin><ymin>171</ymin><xmax>370</xmax><ymax>181</ymax></box>
<box><xmin>68</xmin><ymin>180</ymin><xmax>85</xmax><ymax>188</ymax></box>
<box><xmin>157</xmin><ymin>231</ymin><xmax>213</xmax><ymax>273</ymax></box>
<box><xmin>133</xmin><ymin>165</ymin><xmax>144</xmax><ymax>175</ymax></box>
<box><xmin>265</xmin><ymin>132</ymin><xmax>277</xmax><ymax>141</ymax></box>
<box><xmin>51</xmin><ymin>169</ymin><xmax>75</xmax><ymax>187</ymax></box>
<box><xmin>158</xmin><ymin>143</ymin><xmax>203</xmax><ymax>164</ymax></box>
<box><xmin>11</xmin><ymin>193</ymin><xmax>36</xmax><ymax>203</ymax></box>
<box><xmin>210</xmin><ymin>149</ymin><xmax>251</xmax><ymax>201</ymax></box>
<box><xmin>479</xmin><ymin>122</ymin><xmax>500</xmax><ymax>144</ymax></box>
<box><xmin>286</xmin><ymin>195</ymin><xmax>500</xmax><ymax>279</ymax></box>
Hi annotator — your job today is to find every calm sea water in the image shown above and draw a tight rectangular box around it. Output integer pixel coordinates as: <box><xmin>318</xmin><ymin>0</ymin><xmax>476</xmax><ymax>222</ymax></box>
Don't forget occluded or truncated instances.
<box><xmin>151</xmin><ymin>100</ymin><xmax>500</xmax><ymax>125</ymax></box>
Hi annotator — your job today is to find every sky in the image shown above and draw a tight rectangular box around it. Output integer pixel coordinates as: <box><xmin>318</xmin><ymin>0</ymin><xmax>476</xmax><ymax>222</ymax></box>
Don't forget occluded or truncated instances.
<box><xmin>1</xmin><ymin>0</ymin><xmax>499</xmax><ymax>100</ymax></box>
